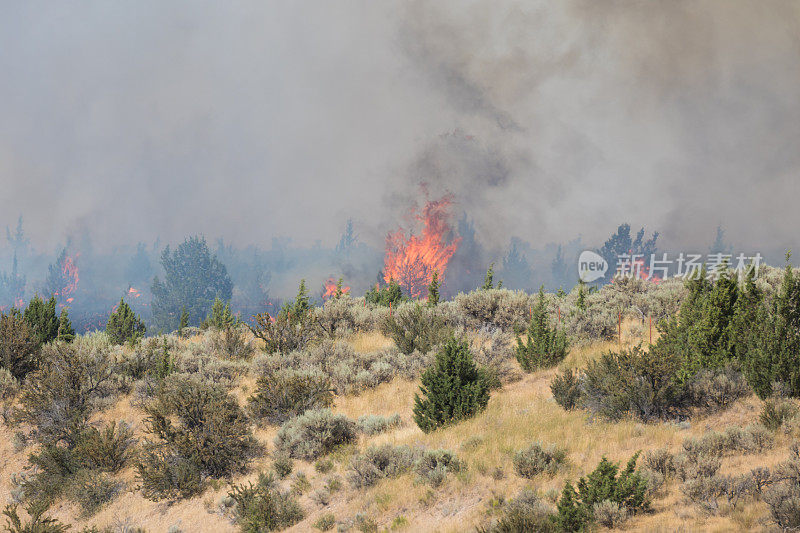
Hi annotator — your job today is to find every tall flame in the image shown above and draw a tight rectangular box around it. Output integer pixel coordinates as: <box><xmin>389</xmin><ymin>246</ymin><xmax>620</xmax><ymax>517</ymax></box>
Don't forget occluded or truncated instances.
<box><xmin>322</xmin><ymin>277</ymin><xmax>350</xmax><ymax>301</ymax></box>
<box><xmin>57</xmin><ymin>253</ymin><xmax>80</xmax><ymax>300</ymax></box>
<box><xmin>383</xmin><ymin>196</ymin><xmax>460</xmax><ymax>298</ymax></box>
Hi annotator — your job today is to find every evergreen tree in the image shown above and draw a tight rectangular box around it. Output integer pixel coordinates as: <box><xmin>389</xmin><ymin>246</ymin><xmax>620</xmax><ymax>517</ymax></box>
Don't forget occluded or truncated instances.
<box><xmin>502</xmin><ymin>238</ymin><xmax>532</xmax><ymax>290</ymax></box>
<box><xmin>482</xmin><ymin>263</ymin><xmax>495</xmax><ymax>290</ymax></box>
<box><xmin>709</xmin><ymin>225</ymin><xmax>734</xmax><ymax>255</ymax></box>
<box><xmin>205</xmin><ymin>297</ymin><xmax>236</xmax><ymax>329</ymax></box>
<box><xmin>551</xmin><ymin>244</ymin><xmax>570</xmax><ymax>290</ymax></box>
<box><xmin>335</xmin><ymin>219</ymin><xmax>357</xmax><ymax>255</ymax></box>
<box><xmin>125</xmin><ymin>242</ymin><xmax>154</xmax><ymax>285</ymax></box>
<box><xmin>555</xmin><ymin>482</ymin><xmax>588</xmax><ymax>532</ymax></box>
<box><xmin>740</xmin><ymin>255</ymin><xmax>800</xmax><ymax>397</ymax></box>
<box><xmin>335</xmin><ymin>277</ymin><xmax>345</xmax><ymax>299</ymax></box>
<box><xmin>283</xmin><ymin>279</ymin><xmax>311</xmax><ymax>318</ymax></box>
<box><xmin>427</xmin><ymin>271</ymin><xmax>440</xmax><ymax>306</ymax></box>
<box><xmin>365</xmin><ymin>278</ymin><xmax>406</xmax><ymax>307</ymax></box>
<box><xmin>0</xmin><ymin>253</ymin><xmax>26</xmax><ymax>310</ymax></box>
<box><xmin>413</xmin><ymin>338</ymin><xmax>490</xmax><ymax>432</ymax></box>
<box><xmin>576</xmin><ymin>280</ymin><xmax>587</xmax><ymax>311</ymax></box>
<box><xmin>151</xmin><ymin>236</ymin><xmax>233</xmax><ymax>331</ymax></box>
<box><xmin>178</xmin><ymin>306</ymin><xmax>189</xmax><ymax>337</ymax></box>
<box><xmin>598</xmin><ymin>224</ymin><xmax>658</xmax><ymax>283</ymax></box>
<box><xmin>23</xmin><ymin>295</ymin><xmax>59</xmax><ymax>346</ymax></box>
<box><xmin>106</xmin><ymin>298</ymin><xmax>146</xmax><ymax>345</ymax></box>
<box><xmin>516</xmin><ymin>287</ymin><xmax>569</xmax><ymax>371</ymax></box>
<box><xmin>56</xmin><ymin>308</ymin><xmax>75</xmax><ymax>342</ymax></box>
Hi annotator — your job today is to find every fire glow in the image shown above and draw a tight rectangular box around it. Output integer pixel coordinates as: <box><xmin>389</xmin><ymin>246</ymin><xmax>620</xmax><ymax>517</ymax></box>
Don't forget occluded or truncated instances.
<box><xmin>383</xmin><ymin>196</ymin><xmax>460</xmax><ymax>298</ymax></box>
<box><xmin>56</xmin><ymin>253</ymin><xmax>80</xmax><ymax>301</ymax></box>
<box><xmin>322</xmin><ymin>278</ymin><xmax>350</xmax><ymax>301</ymax></box>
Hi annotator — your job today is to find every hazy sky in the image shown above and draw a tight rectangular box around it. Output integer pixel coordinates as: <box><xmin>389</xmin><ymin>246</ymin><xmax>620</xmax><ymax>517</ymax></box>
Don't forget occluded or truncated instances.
<box><xmin>1</xmin><ymin>1</ymin><xmax>799</xmax><ymax>254</ymax></box>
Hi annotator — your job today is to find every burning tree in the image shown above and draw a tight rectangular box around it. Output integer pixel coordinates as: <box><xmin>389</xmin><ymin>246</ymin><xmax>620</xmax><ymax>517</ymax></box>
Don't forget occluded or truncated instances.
<box><xmin>43</xmin><ymin>249</ymin><xmax>79</xmax><ymax>304</ymax></box>
<box><xmin>383</xmin><ymin>196</ymin><xmax>460</xmax><ymax>299</ymax></box>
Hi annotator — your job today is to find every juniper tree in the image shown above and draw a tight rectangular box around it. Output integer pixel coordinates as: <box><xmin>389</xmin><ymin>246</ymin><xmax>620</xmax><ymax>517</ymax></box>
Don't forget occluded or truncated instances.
<box><xmin>482</xmin><ymin>263</ymin><xmax>495</xmax><ymax>290</ymax></box>
<box><xmin>335</xmin><ymin>277</ymin><xmax>345</xmax><ymax>299</ymax></box>
<box><xmin>284</xmin><ymin>279</ymin><xmax>311</xmax><ymax>318</ymax></box>
<box><xmin>106</xmin><ymin>298</ymin><xmax>146</xmax><ymax>345</ymax></box>
<box><xmin>0</xmin><ymin>310</ymin><xmax>39</xmax><ymax>379</ymax></box>
<box><xmin>413</xmin><ymin>338</ymin><xmax>490</xmax><ymax>432</ymax></box>
<box><xmin>56</xmin><ymin>308</ymin><xmax>75</xmax><ymax>342</ymax></box>
<box><xmin>23</xmin><ymin>295</ymin><xmax>59</xmax><ymax>346</ymax></box>
<box><xmin>427</xmin><ymin>271</ymin><xmax>440</xmax><ymax>306</ymax></box>
<box><xmin>740</xmin><ymin>255</ymin><xmax>800</xmax><ymax>398</ymax></box>
<box><xmin>178</xmin><ymin>306</ymin><xmax>189</xmax><ymax>337</ymax></box>
<box><xmin>151</xmin><ymin>236</ymin><xmax>233</xmax><ymax>331</ymax></box>
<box><xmin>365</xmin><ymin>278</ymin><xmax>405</xmax><ymax>307</ymax></box>
<box><xmin>205</xmin><ymin>297</ymin><xmax>236</xmax><ymax>329</ymax></box>
<box><xmin>516</xmin><ymin>287</ymin><xmax>569</xmax><ymax>371</ymax></box>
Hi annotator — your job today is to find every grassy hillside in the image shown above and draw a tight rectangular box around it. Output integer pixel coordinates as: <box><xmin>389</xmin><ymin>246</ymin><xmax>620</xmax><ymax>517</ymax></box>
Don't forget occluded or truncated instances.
<box><xmin>0</xmin><ymin>322</ymin><xmax>794</xmax><ymax>532</ymax></box>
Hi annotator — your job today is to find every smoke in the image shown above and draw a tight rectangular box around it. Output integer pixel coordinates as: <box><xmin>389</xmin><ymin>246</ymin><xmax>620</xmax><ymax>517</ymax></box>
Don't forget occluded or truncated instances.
<box><xmin>1</xmin><ymin>1</ymin><xmax>799</xmax><ymax>256</ymax></box>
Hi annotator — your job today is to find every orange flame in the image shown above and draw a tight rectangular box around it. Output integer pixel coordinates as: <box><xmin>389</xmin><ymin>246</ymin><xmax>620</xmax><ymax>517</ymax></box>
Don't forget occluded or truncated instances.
<box><xmin>383</xmin><ymin>196</ymin><xmax>460</xmax><ymax>298</ymax></box>
<box><xmin>322</xmin><ymin>278</ymin><xmax>350</xmax><ymax>301</ymax></box>
<box><xmin>127</xmin><ymin>286</ymin><xmax>141</xmax><ymax>299</ymax></box>
<box><xmin>55</xmin><ymin>253</ymin><xmax>79</xmax><ymax>301</ymax></box>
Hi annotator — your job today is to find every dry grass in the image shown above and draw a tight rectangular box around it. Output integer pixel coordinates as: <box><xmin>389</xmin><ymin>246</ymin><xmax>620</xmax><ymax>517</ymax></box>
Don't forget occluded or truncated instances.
<box><xmin>0</xmin><ymin>331</ymin><xmax>784</xmax><ymax>532</ymax></box>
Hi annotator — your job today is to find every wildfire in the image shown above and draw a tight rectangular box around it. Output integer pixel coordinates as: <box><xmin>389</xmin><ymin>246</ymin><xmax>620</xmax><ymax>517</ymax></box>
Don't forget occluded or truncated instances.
<box><xmin>322</xmin><ymin>278</ymin><xmax>350</xmax><ymax>301</ymax></box>
<box><xmin>57</xmin><ymin>253</ymin><xmax>80</xmax><ymax>300</ymax></box>
<box><xmin>383</xmin><ymin>196</ymin><xmax>460</xmax><ymax>298</ymax></box>
<box><xmin>127</xmin><ymin>286</ymin><xmax>141</xmax><ymax>299</ymax></box>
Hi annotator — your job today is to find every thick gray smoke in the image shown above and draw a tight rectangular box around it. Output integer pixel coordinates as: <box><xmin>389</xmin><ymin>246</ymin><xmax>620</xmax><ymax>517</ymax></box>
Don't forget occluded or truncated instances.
<box><xmin>1</xmin><ymin>1</ymin><xmax>799</xmax><ymax>255</ymax></box>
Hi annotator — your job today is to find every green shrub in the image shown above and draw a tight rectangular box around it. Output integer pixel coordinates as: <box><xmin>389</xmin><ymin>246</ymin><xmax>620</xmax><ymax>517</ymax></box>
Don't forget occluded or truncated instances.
<box><xmin>764</xmin><ymin>444</ymin><xmax>800</xmax><ymax>531</ymax></box>
<box><xmin>3</xmin><ymin>502</ymin><xmax>69</xmax><ymax>533</ymax></box>
<box><xmin>248</xmin><ymin>310</ymin><xmax>316</xmax><ymax>355</ymax></box>
<box><xmin>16</xmin><ymin>342</ymin><xmax>116</xmax><ymax>446</ymax></box>
<box><xmin>75</xmin><ymin>421</ymin><xmax>135</xmax><ymax>473</ymax></box>
<box><xmin>478</xmin><ymin>489</ymin><xmax>557</xmax><ymax>533</ymax></box>
<box><xmin>290</xmin><ymin>472</ymin><xmax>311</xmax><ymax>495</ymax></box>
<box><xmin>381</xmin><ymin>303</ymin><xmax>451</xmax><ymax>355</ymax></box>
<box><xmin>347</xmin><ymin>444</ymin><xmax>416</xmax><ymax>489</ymax></box>
<box><xmin>274</xmin><ymin>409</ymin><xmax>357</xmax><ymax>460</ymax></box>
<box><xmin>550</xmin><ymin>368</ymin><xmax>581</xmax><ymax>411</ymax></box>
<box><xmin>69</xmin><ymin>470</ymin><xmax>123</xmax><ymax>516</ymax></box>
<box><xmin>555</xmin><ymin>453</ymin><xmax>649</xmax><ymax>531</ymax></box>
<box><xmin>208</xmin><ymin>326</ymin><xmax>254</xmax><ymax>360</ymax></box>
<box><xmin>136</xmin><ymin>450</ymin><xmax>203</xmax><ymax>501</ymax></box>
<box><xmin>273</xmin><ymin>454</ymin><xmax>293</xmax><ymax>479</ymax></box>
<box><xmin>22</xmin><ymin>295</ymin><xmax>59</xmax><ymax>347</ymax></box>
<box><xmin>314</xmin><ymin>458</ymin><xmax>333</xmax><ymax>473</ymax></box>
<box><xmin>364</xmin><ymin>278</ymin><xmax>406</xmax><ymax>307</ymax></box>
<box><xmin>592</xmin><ymin>499</ymin><xmax>629</xmax><ymax>528</ymax></box>
<box><xmin>137</xmin><ymin>375</ymin><xmax>256</xmax><ymax>500</ymax></box>
<box><xmin>516</xmin><ymin>287</ymin><xmax>569</xmax><ymax>371</ymax></box>
<box><xmin>513</xmin><ymin>442</ymin><xmax>567</xmax><ymax>478</ymax></box>
<box><xmin>644</xmin><ymin>448</ymin><xmax>675</xmax><ymax>478</ymax></box>
<box><xmin>356</xmin><ymin>414</ymin><xmax>403</xmax><ymax>435</ymax></box>
<box><xmin>582</xmin><ymin>345</ymin><xmax>687</xmax><ymax>421</ymax></box>
<box><xmin>313</xmin><ymin>513</ymin><xmax>336</xmax><ymax>531</ymax></box>
<box><xmin>414</xmin><ymin>449</ymin><xmax>464</xmax><ymax>487</ymax></box>
<box><xmin>229</xmin><ymin>472</ymin><xmax>304</xmax><ymax>532</ymax></box>
<box><xmin>760</xmin><ymin>398</ymin><xmax>799</xmax><ymax>430</ymax></box>
<box><xmin>453</xmin><ymin>288</ymin><xmax>531</xmax><ymax>331</ymax></box>
<box><xmin>204</xmin><ymin>297</ymin><xmax>237</xmax><ymax>329</ymax></box>
<box><xmin>413</xmin><ymin>338</ymin><xmax>490</xmax><ymax>433</ymax></box>
<box><xmin>248</xmin><ymin>369</ymin><xmax>333</xmax><ymax>426</ymax></box>
<box><xmin>106</xmin><ymin>298</ymin><xmax>146</xmax><ymax>345</ymax></box>
<box><xmin>0</xmin><ymin>310</ymin><xmax>39</xmax><ymax>380</ymax></box>
<box><xmin>0</xmin><ymin>367</ymin><xmax>20</xmax><ymax>423</ymax></box>
<box><xmin>688</xmin><ymin>365</ymin><xmax>751</xmax><ymax>413</ymax></box>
